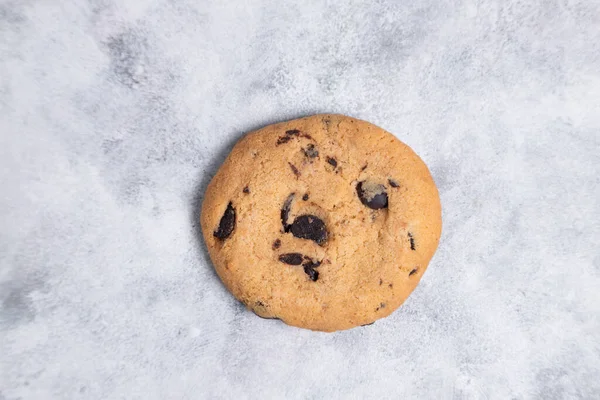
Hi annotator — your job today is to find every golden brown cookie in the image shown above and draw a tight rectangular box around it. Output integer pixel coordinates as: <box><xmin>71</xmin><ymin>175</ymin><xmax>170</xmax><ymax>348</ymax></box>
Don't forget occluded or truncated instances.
<box><xmin>201</xmin><ymin>114</ymin><xmax>441</xmax><ymax>332</ymax></box>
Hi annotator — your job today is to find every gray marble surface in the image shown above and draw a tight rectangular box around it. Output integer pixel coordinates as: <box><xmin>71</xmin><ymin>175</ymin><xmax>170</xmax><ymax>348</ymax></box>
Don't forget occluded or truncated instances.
<box><xmin>1</xmin><ymin>0</ymin><xmax>599</xmax><ymax>399</ymax></box>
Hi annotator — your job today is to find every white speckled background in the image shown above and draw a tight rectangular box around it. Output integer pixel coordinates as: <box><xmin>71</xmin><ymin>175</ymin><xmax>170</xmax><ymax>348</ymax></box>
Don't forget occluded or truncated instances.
<box><xmin>1</xmin><ymin>0</ymin><xmax>599</xmax><ymax>399</ymax></box>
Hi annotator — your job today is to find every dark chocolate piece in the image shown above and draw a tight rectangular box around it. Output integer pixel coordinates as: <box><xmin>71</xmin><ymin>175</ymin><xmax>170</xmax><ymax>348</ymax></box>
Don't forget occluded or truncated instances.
<box><xmin>356</xmin><ymin>181</ymin><xmax>388</xmax><ymax>209</ymax></box>
<box><xmin>303</xmin><ymin>266</ymin><xmax>319</xmax><ymax>281</ymax></box>
<box><xmin>302</xmin><ymin>256</ymin><xmax>321</xmax><ymax>281</ymax></box>
<box><xmin>289</xmin><ymin>162</ymin><xmax>300</xmax><ymax>177</ymax></box>
<box><xmin>281</xmin><ymin>193</ymin><xmax>295</xmax><ymax>232</ymax></box>
<box><xmin>302</xmin><ymin>257</ymin><xmax>321</xmax><ymax>270</ymax></box>
<box><xmin>213</xmin><ymin>202</ymin><xmax>236</xmax><ymax>240</ymax></box>
<box><xmin>277</xmin><ymin>136</ymin><xmax>292</xmax><ymax>145</ymax></box>
<box><xmin>278</xmin><ymin>253</ymin><xmax>304</xmax><ymax>265</ymax></box>
<box><xmin>408</xmin><ymin>232</ymin><xmax>415</xmax><ymax>250</ymax></box>
<box><xmin>290</xmin><ymin>215</ymin><xmax>328</xmax><ymax>245</ymax></box>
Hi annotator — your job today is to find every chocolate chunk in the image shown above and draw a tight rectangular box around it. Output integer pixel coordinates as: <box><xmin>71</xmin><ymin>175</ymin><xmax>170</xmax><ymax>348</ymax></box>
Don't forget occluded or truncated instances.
<box><xmin>279</xmin><ymin>253</ymin><xmax>321</xmax><ymax>281</ymax></box>
<box><xmin>281</xmin><ymin>193</ymin><xmax>295</xmax><ymax>232</ymax></box>
<box><xmin>379</xmin><ymin>278</ymin><xmax>383</xmax><ymax>285</ymax></box>
<box><xmin>408</xmin><ymin>232</ymin><xmax>415</xmax><ymax>250</ymax></box>
<box><xmin>326</xmin><ymin>157</ymin><xmax>337</xmax><ymax>168</ymax></box>
<box><xmin>300</xmin><ymin>133</ymin><xmax>313</xmax><ymax>140</ymax></box>
<box><xmin>303</xmin><ymin>144</ymin><xmax>319</xmax><ymax>159</ymax></box>
<box><xmin>303</xmin><ymin>265</ymin><xmax>319</xmax><ymax>281</ymax></box>
<box><xmin>213</xmin><ymin>202</ymin><xmax>236</xmax><ymax>239</ymax></box>
<box><xmin>277</xmin><ymin>136</ymin><xmax>292</xmax><ymax>145</ymax></box>
<box><xmin>290</xmin><ymin>215</ymin><xmax>328</xmax><ymax>245</ymax></box>
<box><xmin>286</xmin><ymin>129</ymin><xmax>300</xmax><ymax>136</ymax></box>
<box><xmin>302</xmin><ymin>193</ymin><xmax>309</xmax><ymax>201</ymax></box>
<box><xmin>388</xmin><ymin>179</ymin><xmax>399</xmax><ymax>188</ymax></box>
<box><xmin>375</xmin><ymin>302</ymin><xmax>386</xmax><ymax>311</ymax></box>
<box><xmin>302</xmin><ymin>256</ymin><xmax>321</xmax><ymax>281</ymax></box>
<box><xmin>278</xmin><ymin>253</ymin><xmax>304</xmax><ymax>265</ymax></box>
<box><xmin>409</xmin><ymin>268</ymin><xmax>418</xmax><ymax>276</ymax></box>
<box><xmin>272</xmin><ymin>239</ymin><xmax>281</xmax><ymax>250</ymax></box>
<box><xmin>356</xmin><ymin>181</ymin><xmax>388</xmax><ymax>209</ymax></box>
<box><xmin>302</xmin><ymin>257</ymin><xmax>321</xmax><ymax>270</ymax></box>
<box><xmin>289</xmin><ymin>162</ymin><xmax>300</xmax><ymax>177</ymax></box>
<box><xmin>243</xmin><ymin>186</ymin><xmax>250</xmax><ymax>194</ymax></box>
<box><xmin>361</xmin><ymin>163</ymin><xmax>368</xmax><ymax>171</ymax></box>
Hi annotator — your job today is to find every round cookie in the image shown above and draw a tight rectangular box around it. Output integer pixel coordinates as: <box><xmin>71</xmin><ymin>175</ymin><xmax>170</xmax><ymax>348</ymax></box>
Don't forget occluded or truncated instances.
<box><xmin>201</xmin><ymin>114</ymin><xmax>441</xmax><ymax>332</ymax></box>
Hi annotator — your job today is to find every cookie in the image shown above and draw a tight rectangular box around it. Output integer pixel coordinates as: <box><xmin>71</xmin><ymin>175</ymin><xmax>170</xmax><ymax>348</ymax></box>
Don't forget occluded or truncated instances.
<box><xmin>201</xmin><ymin>114</ymin><xmax>441</xmax><ymax>332</ymax></box>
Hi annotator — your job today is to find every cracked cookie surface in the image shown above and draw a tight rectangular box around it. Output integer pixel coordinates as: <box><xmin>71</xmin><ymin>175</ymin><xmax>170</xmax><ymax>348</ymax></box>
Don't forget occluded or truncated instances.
<box><xmin>201</xmin><ymin>114</ymin><xmax>442</xmax><ymax>331</ymax></box>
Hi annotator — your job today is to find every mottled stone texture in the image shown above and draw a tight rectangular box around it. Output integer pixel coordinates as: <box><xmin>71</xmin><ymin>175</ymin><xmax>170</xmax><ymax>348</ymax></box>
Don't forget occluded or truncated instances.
<box><xmin>1</xmin><ymin>0</ymin><xmax>599</xmax><ymax>398</ymax></box>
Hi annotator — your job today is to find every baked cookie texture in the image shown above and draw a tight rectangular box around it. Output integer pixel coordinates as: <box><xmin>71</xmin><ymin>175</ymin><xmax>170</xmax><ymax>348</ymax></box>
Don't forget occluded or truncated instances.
<box><xmin>201</xmin><ymin>114</ymin><xmax>441</xmax><ymax>332</ymax></box>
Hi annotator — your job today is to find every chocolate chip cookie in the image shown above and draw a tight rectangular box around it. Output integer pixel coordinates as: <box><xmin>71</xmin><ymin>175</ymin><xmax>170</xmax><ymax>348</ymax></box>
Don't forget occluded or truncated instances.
<box><xmin>200</xmin><ymin>114</ymin><xmax>442</xmax><ymax>331</ymax></box>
